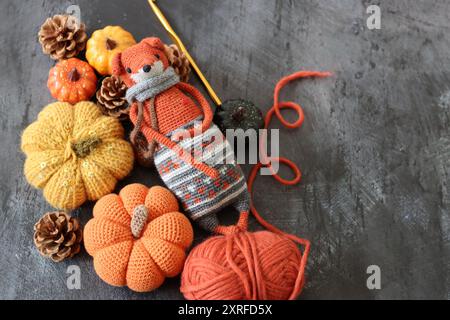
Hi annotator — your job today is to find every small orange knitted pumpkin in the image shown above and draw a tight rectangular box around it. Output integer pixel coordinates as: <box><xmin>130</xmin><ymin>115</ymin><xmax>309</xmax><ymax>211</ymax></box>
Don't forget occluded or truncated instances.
<box><xmin>84</xmin><ymin>183</ymin><xmax>193</xmax><ymax>292</ymax></box>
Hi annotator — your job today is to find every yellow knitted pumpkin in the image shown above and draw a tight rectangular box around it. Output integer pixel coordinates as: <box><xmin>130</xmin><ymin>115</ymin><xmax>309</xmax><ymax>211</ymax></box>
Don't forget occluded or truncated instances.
<box><xmin>21</xmin><ymin>101</ymin><xmax>134</xmax><ymax>210</ymax></box>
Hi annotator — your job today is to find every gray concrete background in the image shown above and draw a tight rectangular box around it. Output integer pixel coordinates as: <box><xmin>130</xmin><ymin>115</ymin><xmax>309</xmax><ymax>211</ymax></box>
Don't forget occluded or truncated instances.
<box><xmin>0</xmin><ymin>0</ymin><xmax>449</xmax><ymax>299</ymax></box>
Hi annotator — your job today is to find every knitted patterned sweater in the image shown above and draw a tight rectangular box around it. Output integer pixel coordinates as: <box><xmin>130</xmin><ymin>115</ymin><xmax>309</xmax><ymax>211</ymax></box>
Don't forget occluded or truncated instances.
<box><xmin>154</xmin><ymin>118</ymin><xmax>250</xmax><ymax>231</ymax></box>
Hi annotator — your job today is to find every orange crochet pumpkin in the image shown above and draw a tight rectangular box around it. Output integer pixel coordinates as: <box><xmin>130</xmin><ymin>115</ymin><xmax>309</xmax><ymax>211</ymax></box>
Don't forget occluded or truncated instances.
<box><xmin>47</xmin><ymin>58</ymin><xmax>97</xmax><ymax>104</ymax></box>
<box><xmin>84</xmin><ymin>183</ymin><xmax>193</xmax><ymax>292</ymax></box>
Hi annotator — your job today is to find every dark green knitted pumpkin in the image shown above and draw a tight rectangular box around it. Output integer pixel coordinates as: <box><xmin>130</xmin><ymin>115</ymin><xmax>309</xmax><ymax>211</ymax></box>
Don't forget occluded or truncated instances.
<box><xmin>214</xmin><ymin>99</ymin><xmax>264</xmax><ymax>132</ymax></box>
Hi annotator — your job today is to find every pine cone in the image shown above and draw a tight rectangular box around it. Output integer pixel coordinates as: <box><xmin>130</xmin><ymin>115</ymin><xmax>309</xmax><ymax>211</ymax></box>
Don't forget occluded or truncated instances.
<box><xmin>96</xmin><ymin>76</ymin><xmax>129</xmax><ymax>119</ymax></box>
<box><xmin>38</xmin><ymin>14</ymin><xmax>87</xmax><ymax>60</ymax></box>
<box><xmin>164</xmin><ymin>44</ymin><xmax>191</xmax><ymax>82</ymax></box>
<box><xmin>34</xmin><ymin>211</ymin><xmax>82</xmax><ymax>262</ymax></box>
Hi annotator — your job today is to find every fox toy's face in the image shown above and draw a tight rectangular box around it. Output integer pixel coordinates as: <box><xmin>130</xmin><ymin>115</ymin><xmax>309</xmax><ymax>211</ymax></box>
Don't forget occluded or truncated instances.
<box><xmin>112</xmin><ymin>37</ymin><xmax>170</xmax><ymax>87</ymax></box>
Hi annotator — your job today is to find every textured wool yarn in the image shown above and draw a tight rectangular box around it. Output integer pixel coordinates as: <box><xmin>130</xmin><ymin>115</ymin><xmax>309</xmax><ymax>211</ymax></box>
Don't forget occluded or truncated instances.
<box><xmin>21</xmin><ymin>101</ymin><xmax>134</xmax><ymax>210</ymax></box>
<box><xmin>181</xmin><ymin>229</ymin><xmax>305</xmax><ymax>300</ymax></box>
<box><xmin>84</xmin><ymin>183</ymin><xmax>193</xmax><ymax>292</ymax></box>
<box><xmin>181</xmin><ymin>71</ymin><xmax>331</xmax><ymax>300</ymax></box>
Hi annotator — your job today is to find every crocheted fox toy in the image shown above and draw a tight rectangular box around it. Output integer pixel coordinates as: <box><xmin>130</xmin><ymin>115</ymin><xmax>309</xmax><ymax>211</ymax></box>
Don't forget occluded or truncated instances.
<box><xmin>112</xmin><ymin>37</ymin><xmax>249</xmax><ymax>232</ymax></box>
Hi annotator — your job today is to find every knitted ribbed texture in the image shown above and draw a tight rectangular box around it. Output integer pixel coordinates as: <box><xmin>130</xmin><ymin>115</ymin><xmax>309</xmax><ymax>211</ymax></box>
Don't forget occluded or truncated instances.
<box><xmin>83</xmin><ymin>183</ymin><xmax>193</xmax><ymax>292</ymax></box>
<box><xmin>125</xmin><ymin>67</ymin><xmax>179</xmax><ymax>103</ymax></box>
<box><xmin>149</xmin><ymin>85</ymin><xmax>203</xmax><ymax>135</ymax></box>
<box><xmin>21</xmin><ymin>101</ymin><xmax>134</xmax><ymax>210</ymax></box>
<box><xmin>130</xmin><ymin>205</ymin><xmax>148</xmax><ymax>238</ymax></box>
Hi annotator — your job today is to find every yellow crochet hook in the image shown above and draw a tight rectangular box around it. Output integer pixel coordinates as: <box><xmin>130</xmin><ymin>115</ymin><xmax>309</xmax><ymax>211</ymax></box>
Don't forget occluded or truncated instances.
<box><xmin>148</xmin><ymin>0</ymin><xmax>222</xmax><ymax>106</ymax></box>
<box><xmin>148</xmin><ymin>0</ymin><xmax>264</xmax><ymax>132</ymax></box>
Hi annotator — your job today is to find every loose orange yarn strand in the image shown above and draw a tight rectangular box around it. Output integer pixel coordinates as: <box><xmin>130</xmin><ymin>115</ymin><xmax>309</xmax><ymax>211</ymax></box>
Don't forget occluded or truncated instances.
<box><xmin>247</xmin><ymin>70</ymin><xmax>332</xmax><ymax>299</ymax></box>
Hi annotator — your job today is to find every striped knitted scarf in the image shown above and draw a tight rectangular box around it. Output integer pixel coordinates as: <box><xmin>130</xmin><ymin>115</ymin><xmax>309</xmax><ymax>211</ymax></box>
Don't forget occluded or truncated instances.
<box><xmin>126</xmin><ymin>67</ymin><xmax>180</xmax><ymax>103</ymax></box>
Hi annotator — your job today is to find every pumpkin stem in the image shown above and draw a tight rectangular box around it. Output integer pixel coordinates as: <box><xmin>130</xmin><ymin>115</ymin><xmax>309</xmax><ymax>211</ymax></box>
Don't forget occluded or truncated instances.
<box><xmin>106</xmin><ymin>38</ymin><xmax>117</xmax><ymax>50</ymax></box>
<box><xmin>232</xmin><ymin>106</ymin><xmax>246</xmax><ymax>122</ymax></box>
<box><xmin>68</xmin><ymin>67</ymin><xmax>80</xmax><ymax>82</ymax></box>
<box><xmin>131</xmin><ymin>205</ymin><xmax>149</xmax><ymax>238</ymax></box>
<box><xmin>71</xmin><ymin>137</ymin><xmax>102</xmax><ymax>158</ymax></box>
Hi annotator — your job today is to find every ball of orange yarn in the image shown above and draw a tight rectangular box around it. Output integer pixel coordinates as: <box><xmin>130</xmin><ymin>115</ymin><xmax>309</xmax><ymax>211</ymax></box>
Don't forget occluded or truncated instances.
<box><xmin>180</xmin><ymin>230</ymin><xmax>304</xmax><ymax>300</ymax></box>
<box><xmin>84</xmin><ymin>183</ymin><xmax>193</xmax><ymax>292</ymax></box>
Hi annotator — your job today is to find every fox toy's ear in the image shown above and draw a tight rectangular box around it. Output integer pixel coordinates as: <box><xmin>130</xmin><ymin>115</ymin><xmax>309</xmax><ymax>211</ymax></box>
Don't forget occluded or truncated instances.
<box><xmin>142</xmin><ymin>37</ymin><xmax>165</xmax><ymax>51</ymax></box>
<box><xmin>111</xmin><ymin>52</ymin><xmax>124</xmax><ymax>76</ymax></box>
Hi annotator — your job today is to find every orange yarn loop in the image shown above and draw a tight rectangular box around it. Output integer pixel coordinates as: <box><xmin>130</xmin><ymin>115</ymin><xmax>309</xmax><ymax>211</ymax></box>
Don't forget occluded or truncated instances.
<box><xmin>181</xmin><ymin>71</ymin><xmax>331</xmax><ymax>300</ymax></box>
